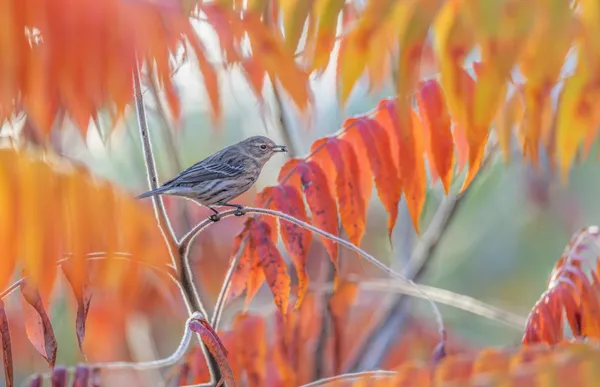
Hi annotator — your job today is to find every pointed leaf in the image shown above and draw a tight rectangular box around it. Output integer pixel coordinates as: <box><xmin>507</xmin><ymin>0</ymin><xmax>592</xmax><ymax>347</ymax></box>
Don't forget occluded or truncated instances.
<box><xmin>493</xmin><ymin>86</ymin><xmax>524</xmax><ymax>164</ymax></box>
<box><xmin>346</xmin><ymin>117</ymin><xmax>402</xmax><ymax>239</ymax></box>
<box><xmin>19</xmin><ymin>280</ymin><xmax>57</xmax><ymax>367</ymax></box>
<box><xmin>310</xmin><ymin>0</ymin><xmax>345</xmax><ymax>73</ymax></box>
<box><xmin>249</xmin><ymin>221</ymin><xmax>291</xmax><ymax>316</ymax></box>
<box><xmin>228</xmin><ymin>224</ymin><xmax>254</xmax><ymax>302</ymax></box>
<box><xmin>62</xmin><ymin>262</ymin><xmax>92</xmax><ymax>358</ymax></box>
<box><xmin>416</xmin><ymin>79</ymin><xmax>455</xmax><ymax>194</ymax></box>
<box><xmin>296</xmin><ymin>161</ymin><xmax>339</xmax><ymax>270</ymax></box>
<box><xmin>0</xmin><ymin>151</ymin><xmax>17</xmax><ymax>290</ymax></box>
<box><xmin>328</xmin><ymin>281</ymin><xmax>359</xmax><ymax>374</ymax></box>
<box><xmin>0</xmin><ymin>300</ymin><xmax>12</xmax><ymax>387</ymax></box>
<box><xmin>269</xmin><ymin>185</ymin><xmax>313</xmax><ymax>309</ymax></box>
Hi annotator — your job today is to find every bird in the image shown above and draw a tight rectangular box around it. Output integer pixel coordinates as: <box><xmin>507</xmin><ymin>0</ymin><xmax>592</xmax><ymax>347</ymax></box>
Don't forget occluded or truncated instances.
<box><xmin>137</xmin><ymin>135</ymin><xmax>288</xmax><ymax>221</ymax></box>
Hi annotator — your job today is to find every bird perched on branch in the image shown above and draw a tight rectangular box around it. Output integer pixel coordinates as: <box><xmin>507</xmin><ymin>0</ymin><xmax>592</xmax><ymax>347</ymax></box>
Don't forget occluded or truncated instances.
<box><xmin>137</xmin><ymin>135</ymin><xmax>288</xmax><ymax>221</ymax></box>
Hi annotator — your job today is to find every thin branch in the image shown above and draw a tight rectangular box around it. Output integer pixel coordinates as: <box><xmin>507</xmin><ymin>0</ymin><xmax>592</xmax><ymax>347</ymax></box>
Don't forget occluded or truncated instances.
<box><xmin>312</xmin><ymin>279</ymin><xmax>526</xmax><ymax>329</ymax></box>
<box><xmin>20</xmin><ymin>313</ymin><xmax>211</xmax><ymax>387</ymax></box>
<box><xmin>132</xmin><ymin>60</ymin><xmax>220</xmax><ymax>385</ymax></box>
<box><xmin>299</xmin><ymin>370</ymin><xmax>396</xmax><ymax>387</ymax></box>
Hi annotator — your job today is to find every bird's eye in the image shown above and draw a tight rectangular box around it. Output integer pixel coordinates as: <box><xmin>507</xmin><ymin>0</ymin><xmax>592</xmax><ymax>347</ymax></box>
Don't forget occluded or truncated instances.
<box><xmin>260</xmin><ymin>144</ymin><xmax>267</xmax><ymax>150</ymax></box>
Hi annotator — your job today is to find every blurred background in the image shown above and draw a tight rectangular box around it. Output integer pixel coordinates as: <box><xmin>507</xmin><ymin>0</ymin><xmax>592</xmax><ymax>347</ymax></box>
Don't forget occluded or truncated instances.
<box><xmin>2</xmin><ymin>10</ymin><xmax>598</xmax><ymax>387</ymax></box>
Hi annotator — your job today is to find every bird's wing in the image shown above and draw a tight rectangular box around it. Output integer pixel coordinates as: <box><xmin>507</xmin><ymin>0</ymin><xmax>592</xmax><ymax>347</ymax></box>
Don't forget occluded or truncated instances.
<box><xmin>163</xmin><ymin>161</ymin><xmax>246</xmax><ymax>187</ymax></box>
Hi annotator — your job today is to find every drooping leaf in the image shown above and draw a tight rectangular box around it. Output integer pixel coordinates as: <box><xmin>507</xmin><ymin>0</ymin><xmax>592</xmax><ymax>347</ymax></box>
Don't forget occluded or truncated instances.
<box><xmin>19</xmin><ymin>280</ymin><xmax>57</xmax><ymax>367</ymax></box>
<box><xmin>189</xmin><ymin>319</ymin><xmax>236</xmax><ymax>387</ymax></box>
<box><xmin>73</xmin><ymin>365</ymin><xmax>90</xmax><ymax>387</ymax></box>
<box><xmin>248</xmin><ymin>220</ymin><xmax>291</xmax><ymax>316</ymax></box>
<box><xmin>295</xmin><ymin>161</ymin><xmax>340</xmax><ymax>270</ymax></box>
<box><xmin>309</xmin><ymin>0</ymin><xmax>345</xmax><ymax>73</ymax></box>
<box><xmin>269</xmin><ymin>185</ymin><xmax>313</xmax><ymax>309</ymax></box>
<box><xmin>345</xmin><ymin>116</ymin><xmax>402</xmax><ymax>240</ymax></box>
<box><xmin>416</xmin><ymin>79</ymin><xmax>455</xmax><ymax>194</ymax></box>
<box><xmin>0</xmin><ymin>300</ymin><xmax>12</xmax><ymax>387</ymax></box>
<box><xmin>282</xmin><ymin>0</ymin><xmax>314</xmax><ymax>53</ymax></box>
<box><xmin>228</xmin><ymin>222</ymin><xmax>253</xmax><ymax>302</ymax></box>
<box><xmin>0</xmin><ymin>151</ymin><xmax>17</xmax><ymax>290</ymax></box>
<box><xmin>493</xmin><ymin>86</ymin><xmax>525</xmax><ymax>164</ymax></box>
<box><xmin>62</xmin><ymin>262</ymin><xmax>92</xmax><ymax>358</ymax></box>
<box><xmin>234</xmin><ymin>313</ymin><xmax>267</xmax><ymax>387</ymax></box>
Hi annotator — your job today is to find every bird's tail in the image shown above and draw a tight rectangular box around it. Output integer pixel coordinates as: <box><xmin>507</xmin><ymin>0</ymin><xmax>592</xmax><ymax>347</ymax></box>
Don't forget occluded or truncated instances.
<box><xmin>136</xmin><ymin>186</ymin><xmax>170</xmax><ymax>199</ymax></box>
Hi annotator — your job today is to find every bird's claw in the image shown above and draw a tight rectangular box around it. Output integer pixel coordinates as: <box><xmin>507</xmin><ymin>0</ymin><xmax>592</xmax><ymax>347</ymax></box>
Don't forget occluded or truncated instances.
<box><xmin>209</xmin><ymin>214</ymin><xmax>221</xmax><ymax>222</ymax></box>
<box><xmin>234</xmin><ymin>208</ymin><xmax>245</xmax><ymax>217</ymax></box>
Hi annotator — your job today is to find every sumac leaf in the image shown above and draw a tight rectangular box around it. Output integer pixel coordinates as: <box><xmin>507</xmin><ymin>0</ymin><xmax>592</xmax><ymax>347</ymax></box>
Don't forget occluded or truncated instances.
<box><xmin>248</xmin><ymin>221</ymin><xmax>291</xmax><ymax>316</ymax></box>
<box><xmin>73</xmin><ymin>365</ymin><xmax>90</xmax><ymax>387</ymax></box>
<box><xmin>269</xmin><ymin>185</ymin><xmax>313</xmax><ymax>309</ymax></box>
<box><xmin>62</xmin><ymin>263</ymin><xmax>92</xmax><ymax>358</ymax></box>
<box><xmin>51</xmin><ymin>367</ymin><xmax>67</xmax><ymax>387</ymax></box>
<box><xmin>20</xmin><ymin>279</ymin><xmax>57</xmax><ymax>367</ymax></box>
<box><xmin>296</xmin><ymin>161</ymin><xmax>340</xmax><ymax>270</ymax></box>
<box><xmin>0</xmin><ymin>300</ymin><xmax>13</xmax><ymax>387</ymax></box>
<box><xmin>328</xmin><ymin>281</ymin><xmax>359</xmax><ymax>375</ymax></box>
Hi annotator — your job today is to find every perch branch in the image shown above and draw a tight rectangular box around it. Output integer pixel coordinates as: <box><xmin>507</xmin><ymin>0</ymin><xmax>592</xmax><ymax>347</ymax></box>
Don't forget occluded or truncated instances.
<box><xmin>132</xmin><ymin>61</ymin><xmax>221</xmax><ymax>385</ymax></box>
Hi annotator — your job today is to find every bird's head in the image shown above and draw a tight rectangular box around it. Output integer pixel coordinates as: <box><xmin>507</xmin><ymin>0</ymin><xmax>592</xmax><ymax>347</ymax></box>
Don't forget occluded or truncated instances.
<box><xmin>242</xmin><ymin>135</ymin><xmax>288</xmax><ymax>162</ymax></box>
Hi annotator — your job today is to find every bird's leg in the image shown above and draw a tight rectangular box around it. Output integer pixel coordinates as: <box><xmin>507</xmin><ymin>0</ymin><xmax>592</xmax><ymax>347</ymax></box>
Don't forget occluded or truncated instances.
<box><xmin>208</xmin><ymin>206</ymin><xmax>221</xmax><ymax>222</ymax></box>
<box><xmin>218</xmin><ymin>202</ymin><xmax>245</xmax><ymax>217</ymax></box>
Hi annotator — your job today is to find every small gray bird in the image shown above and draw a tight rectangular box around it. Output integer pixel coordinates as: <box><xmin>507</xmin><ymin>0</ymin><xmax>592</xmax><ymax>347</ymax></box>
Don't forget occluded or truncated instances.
<box><xmin>137</xmin><ymin>135</ymin><xmax>287</xmax><ymax>221</ymax></box>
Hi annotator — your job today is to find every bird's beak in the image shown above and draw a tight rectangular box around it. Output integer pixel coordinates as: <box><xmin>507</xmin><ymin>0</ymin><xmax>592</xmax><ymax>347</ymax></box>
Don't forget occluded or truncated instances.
<box><xmin>273</xmin><ymin>145</ymin><xmax>288</xmax><ymax>152</ymax></box>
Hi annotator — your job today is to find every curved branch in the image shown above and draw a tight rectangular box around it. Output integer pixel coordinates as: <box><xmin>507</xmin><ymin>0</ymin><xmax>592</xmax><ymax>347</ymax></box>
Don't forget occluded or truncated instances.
<box><xmin>183</xmin><ymin>206</ymin><xmax>445</xmax><ymax>336</ymax></box>
<box><xmin>20</xmin><ymin>313</ymin><xmax>212</xmax><ymax>387</ymax></box>
<box><xmin>299</xmin><ymin>370</ymin><xmax>396</xmax><ymax>387</ymax></box>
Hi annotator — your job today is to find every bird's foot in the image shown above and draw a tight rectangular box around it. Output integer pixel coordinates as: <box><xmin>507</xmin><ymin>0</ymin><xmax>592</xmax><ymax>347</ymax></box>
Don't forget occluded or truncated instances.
<box><xmin>209</xmin><ymin>214</ymin><xmax>221</xmax><ymax>222</ymax></box>
<box><xmin>234</xmin><ymin>206</ymin><xmax>246</xmax><ymax>217</ymax></box>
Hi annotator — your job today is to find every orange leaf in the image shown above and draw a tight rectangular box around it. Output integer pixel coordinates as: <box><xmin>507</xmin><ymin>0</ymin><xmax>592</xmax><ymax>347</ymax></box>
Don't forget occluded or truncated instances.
<box><xmin>235</xmin><ymin>313</ymin><xmax>267</xmax><ymax>387</ymax></box>
<box><xmin>249</xmin><ymin>220</ymin><xmax>291</xmax><ymax>316</ymax></box>
<box><xmin>493</xmin><ymin>86</ymin><xmax>524</xmax><ymax>164</ymax></box>
<box><xmin>282</xmin><ymin>0</ymin><xmax>314</xmax><ymax>53</ymax></box>
<box><xmin>0</xmin><ymin>300</ymin><xmax>12</xmax><ymax>387</ymax></box>
<box><xmin>416</xmin><ymin>79</ymin><xmax>455</xmax><ymax>194</ymax></box>
<box><xmin>277</xmin><ymin>158</ymin><xmax>303</xmax><ymax>192</ymax></box>
<box><xmin>310</xmin><ymin>0</ymin><xmax>345</xmax><ymax>73</ymax></box>
<box><xmin>269</xmin><ymin>185</ymin><xmax>313</xmax><ymax>309</ymax></box>
<box><xmin>328</xmin><ymin>280</ymin><xmax>359</xmax><ymax>374</ymax></box>
<box><xmin>376</xmin><ymin>99</ymin><xmax>426</xmax><ymax>234</ymax></box>
<box><xmin>296</xmin><ymin>161</ymin><xmax>339</xmax><ymax>270</ymax></box>
<box><xmin>20</xmin><ymin>280</ymin><xmax>57</xmax><ymax>367</ymax></box>
<box><xmin>556</xmin><ymin>70</ymin><xmax>600</xmax><ymax>182</ymax></box>
<box><xmin>0</xmin><ymin>151</ymin><xmax>17</xmax><ymax>290</ymax></box>
<box><xmin>346</xmin><ymin>116</ymin><xmax>402</xmax><ymax>240</ymax></box>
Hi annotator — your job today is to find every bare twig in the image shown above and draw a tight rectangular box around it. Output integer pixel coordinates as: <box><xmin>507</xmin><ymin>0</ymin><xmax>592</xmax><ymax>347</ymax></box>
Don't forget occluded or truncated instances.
<box><xmin>299</xmin><ymin>370</ymin><xmax>396</xmax><ymax>387</ymax></box>
<box><xmin>313</xmin><ymin>279</ymin><xmax>526</xmax><ymax>329</ymax></box>
<box><xmin>132</xmin><ymin>61</ymin><xmax>219</xmax><ymax>386</ymax></box>
<box><xmin>20</xmin><ymin>312</ymin><xmax>207</xmax><ymax>387</ymax></box>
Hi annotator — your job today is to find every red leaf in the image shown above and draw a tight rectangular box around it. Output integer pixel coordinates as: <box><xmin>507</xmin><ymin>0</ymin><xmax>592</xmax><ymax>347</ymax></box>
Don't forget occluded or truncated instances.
<box><xmin>296</xmin><ymin>161</ymin><xmax>340</xmax><ymax>270</ymax></box>
<box><xmin>249</xmin><ymin>221</ymin><xmax>291</xmax><ymax>316</ymax></box>
<box><xmin>416</xmin><ymin>79</ymin><xmax>455</xmax><ymax>194</ymax></box>
<box><xmin>19</xmin><ymin>279</ymin><xmax>57</xmax><ymax>367</ymax></box>
<box><xmin>189</xmin><ymin>319</ymin><xmax>236</xmax><ymax>387</ymax></box>
<box><xmin>376</xmin><ymin>99</ymin><xmax>426</xmax><ymax>234</ymax></box>
<box><xmin>269</xmin><ymin>185</ymin><xmax>313</xmax><ymax>309</ymax></box>
<box><xmin>234</xmin><ymin>313</ymin><xmax>266</xmax><ymax>387</ymax></box>
<box><xmin>62</xmin><ymin>262</ymin><xmax>92</xmax><ymax>358</ymax></box>
<box><xmin>324</xmin><ymin>138</ymin><xmax>367</xmax><ymax>247</ymax></box>
<box><xmin>229</xmin><ymin>224</ymin><xmax>253</xmax><ymax>302</ymax></box>
<box><xmin>0</xmin><ymin>300</ymin><xmax>13</xmax><ymax>387</ymax></box>
<box><xmin>346</xmin><ymin>117</ymin><xmax>402</xmax><ymax>240</ymax></box>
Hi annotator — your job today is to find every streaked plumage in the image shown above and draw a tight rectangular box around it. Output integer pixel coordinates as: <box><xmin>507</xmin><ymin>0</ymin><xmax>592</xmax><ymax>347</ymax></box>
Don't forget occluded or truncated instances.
<box><xmin>137</xmin><ymin>136</ymin><xmax>287</xmax><ymax>218</ymax></box>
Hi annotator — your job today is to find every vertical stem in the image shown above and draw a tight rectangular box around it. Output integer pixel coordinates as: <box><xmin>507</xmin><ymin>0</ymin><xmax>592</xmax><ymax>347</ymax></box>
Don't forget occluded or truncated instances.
<box><xmin>132</xmin><ymin>61</ymin><xmax>222</xmax><ymax>385</ymax></box>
